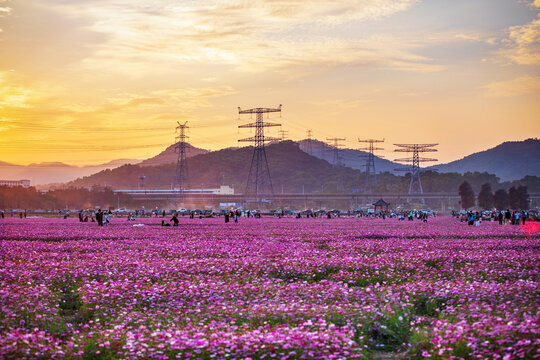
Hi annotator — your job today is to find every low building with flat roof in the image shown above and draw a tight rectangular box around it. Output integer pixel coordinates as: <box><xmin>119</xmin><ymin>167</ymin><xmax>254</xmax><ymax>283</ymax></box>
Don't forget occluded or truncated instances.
<box><xmin>0</xmin><ymin>179</ymin><xmax>30</xmax><ymax>187</ymax></box>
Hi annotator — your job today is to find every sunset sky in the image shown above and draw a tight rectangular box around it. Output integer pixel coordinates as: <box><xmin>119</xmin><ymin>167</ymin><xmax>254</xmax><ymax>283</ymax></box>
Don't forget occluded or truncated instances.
<box><xmin>0</xmin><ymin>0</ymin><xmax>539</xmax><ymax>166</ymax></box>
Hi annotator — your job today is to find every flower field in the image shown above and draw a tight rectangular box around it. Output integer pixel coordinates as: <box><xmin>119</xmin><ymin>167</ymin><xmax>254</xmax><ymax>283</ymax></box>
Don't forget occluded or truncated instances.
<box><xmin>1</xmin><ymin>216</ymin><xmax>539</xmax><ymax>359</ymax></box>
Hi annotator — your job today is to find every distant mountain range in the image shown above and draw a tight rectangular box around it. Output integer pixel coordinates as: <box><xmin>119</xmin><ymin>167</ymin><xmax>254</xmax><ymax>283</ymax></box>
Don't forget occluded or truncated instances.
<box><xmin>0</xmin><ymin>159</ymin><xmax>141</xmax><ymax>186</ymax></box>
<box><xmin>299</xmin><ymin>138</ymin><xmax>540</xmax><ymax>181</ymax></box>
<box><xmin>67</xmin><ymin>141</ymin><xmax>348</xmax><ymax>192</ymax></box>
<box><xmin>66</xmin><ymin>140</ymin><xmax>540</xmax><ymax>194</ymax></box>
<box><xmin>298</xmin><ymin>139</ymin><xmax>400</xmax><ymax>174</ymax></box>
<box><xmin>427</xmin><ymin>138</ymin><xmax>540</xmax><ymax>181</ymax></box>
<box><xmin>2</xmin><ymin>138</ymin><xmax>539</xmax><ymax>186</ymax></box>
<box><xmin>0</xmin><ymin>143</ymin><xmax>208</xmax><ymax>186</ymax></box>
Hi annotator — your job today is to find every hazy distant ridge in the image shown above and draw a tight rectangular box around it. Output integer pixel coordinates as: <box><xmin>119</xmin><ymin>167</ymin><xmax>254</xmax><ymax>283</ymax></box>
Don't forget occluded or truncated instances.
<box><xmin>3</xmin><ymin>138</ymin><xmax>538</xmax><ymax>186</ymax></box>
<box><xmin>0</xmin><ymin>159</ymin><xmax>141</xmax><ymax>186</ymax></box>
<box><xmin>298</xmin><ymin>139</ymin><xmax>401</xmax><ymax>174</ymax></box>
<box><xmin>299</xmin><ymin>138</ymin><xmax>540</xmax><ymax>181</ymax></box>
<box><xmin>429</xmin><ymin>138</ymin><xmax>540</xmax><ymax>181</ymax></box>
<box><xmin>138</xmin><ymin>143</ymin><xmax>208</xmax><ymax>167</ymax></box>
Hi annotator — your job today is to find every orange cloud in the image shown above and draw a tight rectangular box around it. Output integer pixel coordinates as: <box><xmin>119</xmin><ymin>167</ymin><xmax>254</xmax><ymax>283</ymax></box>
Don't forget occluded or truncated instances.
<box><xmin>483</xmin><ymin>75</ymin><xmax>540</xmax><ymax>98</ymax></box>
<box><xmin>500</xmin><ymin>14</ymin><xmax>540</xmax><ymax>65</ymax></box>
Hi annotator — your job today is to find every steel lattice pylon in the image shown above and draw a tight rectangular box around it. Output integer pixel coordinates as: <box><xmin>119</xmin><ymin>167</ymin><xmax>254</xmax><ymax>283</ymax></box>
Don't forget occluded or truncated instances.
<box><xmin>358</xmin><ymin>139</ymin><xmax>384</xmax><ymax>193</ymax></box>
<box><xmin>238</xmin><ymin>105</ymin><xmax>282</xmax><ymax>207</ymax></box>
<box><xmin>305</xmin><ymin>129</ymin><xmax>313</xmax><ymax>155</ymax></box>
<box><xmin>326</xmin><ymin>137</ymin><xmax>346</xmax><ymax>191</ymax></box>
<box><xmin>174</xmin><ymin>121</ymin><xmax>189</xmax><ymax>199</ymax></box>
<box><xmin>326</xmin><ymin>138</ymin><xmax>346</xmax><ymax>166</ymax></box>
<box><xmin>394</xmin><ymin>143</ymin><xmax>438</xmax><ymax>203</ymax></box>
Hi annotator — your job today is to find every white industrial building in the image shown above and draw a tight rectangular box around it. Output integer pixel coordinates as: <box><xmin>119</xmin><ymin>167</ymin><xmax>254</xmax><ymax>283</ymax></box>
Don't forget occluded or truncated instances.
<box><xmin>0</xmin><ymin>179</ymin><xmax>31</xmax><ymax>187</ymax></box>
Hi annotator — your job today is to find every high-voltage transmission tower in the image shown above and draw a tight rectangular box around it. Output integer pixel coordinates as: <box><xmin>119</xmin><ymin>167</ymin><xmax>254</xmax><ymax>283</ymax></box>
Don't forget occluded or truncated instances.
<box><xmin>278</xmin><ymin>129</ymin><xmax>288</xmax><ymax>141</ymax></box>
<box><xmin>238</xmin><ymin>105</ymin><xmax>282</xmax><ymax>206</ymax></box>
<box><xmin>394</xmin><ymin>143</ymin><xmax>438</xmax><ymax>203</ymax></box>
<box><xmin>174</xmin><ymin>121</ymin><xmax>189</xmax><ymax>197</ymax></box>
<box><xmin>358</xmin><ymin>139</ymin><xmax>384</xmax><ymax>193</ymax></box>
<box><xmin>306</xmin><ymin>129</ymin><xmax>313</xmax><ymax>155</ymax></box>
<box><xmin>138</xmin><ymin>175</ymin><xmax>146</xmax><ymax>190</ymax></box>
<box><xmin>326</xmin><ymin>137</ymin><xmax>346</xmax><ymax>191</ymax></box>
<box><xmin>326</xmin><ymin>138</ymin><xmax>346</xmax><ymax>166</ymax></box>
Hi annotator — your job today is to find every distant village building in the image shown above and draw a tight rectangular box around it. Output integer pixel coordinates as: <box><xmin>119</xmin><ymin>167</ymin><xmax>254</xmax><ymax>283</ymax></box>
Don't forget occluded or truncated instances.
<box><xmin>0</xmin><ymin>179</ymin><xmax>31</xmax><ymax>187</ymax></box>
<box><xmin>170</xmin><ymin>185</ymin><xmax>234</xmax><ymax>195</ymax></box>
<box><xmin>114</xmin><ymin>185</ymin><xmax>235</xmax><ymax>196</ymax></box>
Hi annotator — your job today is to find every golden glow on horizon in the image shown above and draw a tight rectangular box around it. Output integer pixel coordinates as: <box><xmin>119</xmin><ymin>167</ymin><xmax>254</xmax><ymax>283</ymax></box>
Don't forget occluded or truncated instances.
<box><xmin>0</xmin><ymin>0</ymin><xmax>539</xmax><ymax>166</ymax></box>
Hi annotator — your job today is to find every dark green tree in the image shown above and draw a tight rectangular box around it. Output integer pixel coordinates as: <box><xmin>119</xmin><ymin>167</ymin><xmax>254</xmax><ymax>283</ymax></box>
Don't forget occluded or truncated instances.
<box><xmin>458</xmin><ymin>181</ymin><xmax>475</xmax><ymax>209</ymax></box>
<box><xmin>517</xmin><ymin>185</ymin><xmax>530</xmax><ymax>210</ymax></box>
<box><xmin>493</xmin><ymin>189</ymin><xmax>509</xmax><ymax>210</ymax></box>
<box><xmin>477</xmin><ymin>183</ymin><xmax>494</xmax><ymax>210</ymax></box>
<box><xmin>508</xmin><ymin>186</ymin><xmax>519</xmax><ymax>209</ymax></box>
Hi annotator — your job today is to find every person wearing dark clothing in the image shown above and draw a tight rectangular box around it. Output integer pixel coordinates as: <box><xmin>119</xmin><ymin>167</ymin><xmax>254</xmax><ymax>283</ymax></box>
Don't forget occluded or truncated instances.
<box><xmin>498</xmin><ymin>211</ymin><xmax>503</xmax><ymax>225</ymax></box>
<box><xmin>224</xmin><ymin>212</ymin><xmax>229</xmax><ymax>223</ymax></box>
<box><xmin>79</xmin><ymin>211</ymin><xmax>84</xmax><ymax>222</ymax></box>
<box><xmin>505</xmin><ymin>210</ymin><xmax>511</xmax><ymax>224</ymax></box>
<box><xmin>96</xmin><ymin>210</ymin><xmax>103</xmax><ymax>226</ymax></box>
<box><xmin>161</xmin><ymin>220</ymin><xmax>171</xmax><ymax>226</ymax></box>
<box><xmin>170</xmin><ymin>214</ymin><xmax>179</xmax><ymax>226</ymax></box>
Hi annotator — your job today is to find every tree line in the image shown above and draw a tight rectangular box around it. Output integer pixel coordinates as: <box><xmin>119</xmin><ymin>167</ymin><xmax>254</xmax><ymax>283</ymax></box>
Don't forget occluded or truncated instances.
<box><xmin>459</xmin><ymin>181</ymin><xmax>530</xmax><ymax>210</ymax></box>
<box><xmin>0</xmin><ymin>186</ymin><xmax>133</xmax><ymax>210</ymax></box>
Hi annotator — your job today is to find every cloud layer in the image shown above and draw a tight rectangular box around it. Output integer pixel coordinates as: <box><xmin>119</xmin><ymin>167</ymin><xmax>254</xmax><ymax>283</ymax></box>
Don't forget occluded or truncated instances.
<box><xmin>0</xmin><ymin>0</ymin><xmax>539</xmax><ymax>165</ymax></box>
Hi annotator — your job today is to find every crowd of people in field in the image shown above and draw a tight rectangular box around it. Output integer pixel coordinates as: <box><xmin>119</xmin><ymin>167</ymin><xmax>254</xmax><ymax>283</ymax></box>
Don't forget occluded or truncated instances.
<box><xmin>2</xmin><ymin>207</ymin><xmax>537</xmax><ymax>228</ymax></box>
<box><xmin>0</xmin><ymin>210</ymin><xmax>27</xmax><ymax>219</ymax></box>
<box><xmin>137</xmin><ymin>208</ymin><xmax>438</xmax><ymax>226</ymax></box>
<box><xmin>73</xmin><ymin>209</ymin><xmax>114</xmax><ymax>226</ymax></box>
<box><xmin>453</xmin><ymin>209</ymin><xmax>531</xmax><ymax>226</ymax></box>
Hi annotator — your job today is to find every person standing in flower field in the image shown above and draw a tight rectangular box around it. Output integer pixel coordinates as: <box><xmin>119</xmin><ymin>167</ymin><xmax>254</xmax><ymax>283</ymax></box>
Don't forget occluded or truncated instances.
<box><xmin>505</xmin><ymin>209</ymin><xmax>511</xmax><ymax>224</ymax></box>
<box><xmin>96</xmin><ymin>209</ymin><xmax>103</xmax><ymax>226</ymax></box>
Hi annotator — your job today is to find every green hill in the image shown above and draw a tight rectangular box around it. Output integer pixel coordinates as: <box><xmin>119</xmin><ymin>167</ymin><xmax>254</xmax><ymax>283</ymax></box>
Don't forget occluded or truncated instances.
<box><xmin>68</xmin><ymin>141</ymin><xmax>540</xmax><ymax>194</ymax></box>
<box><xmin>68</xmin><ymin>141</ymin><xmax>368</xmax><ymax>193</ymax></box>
